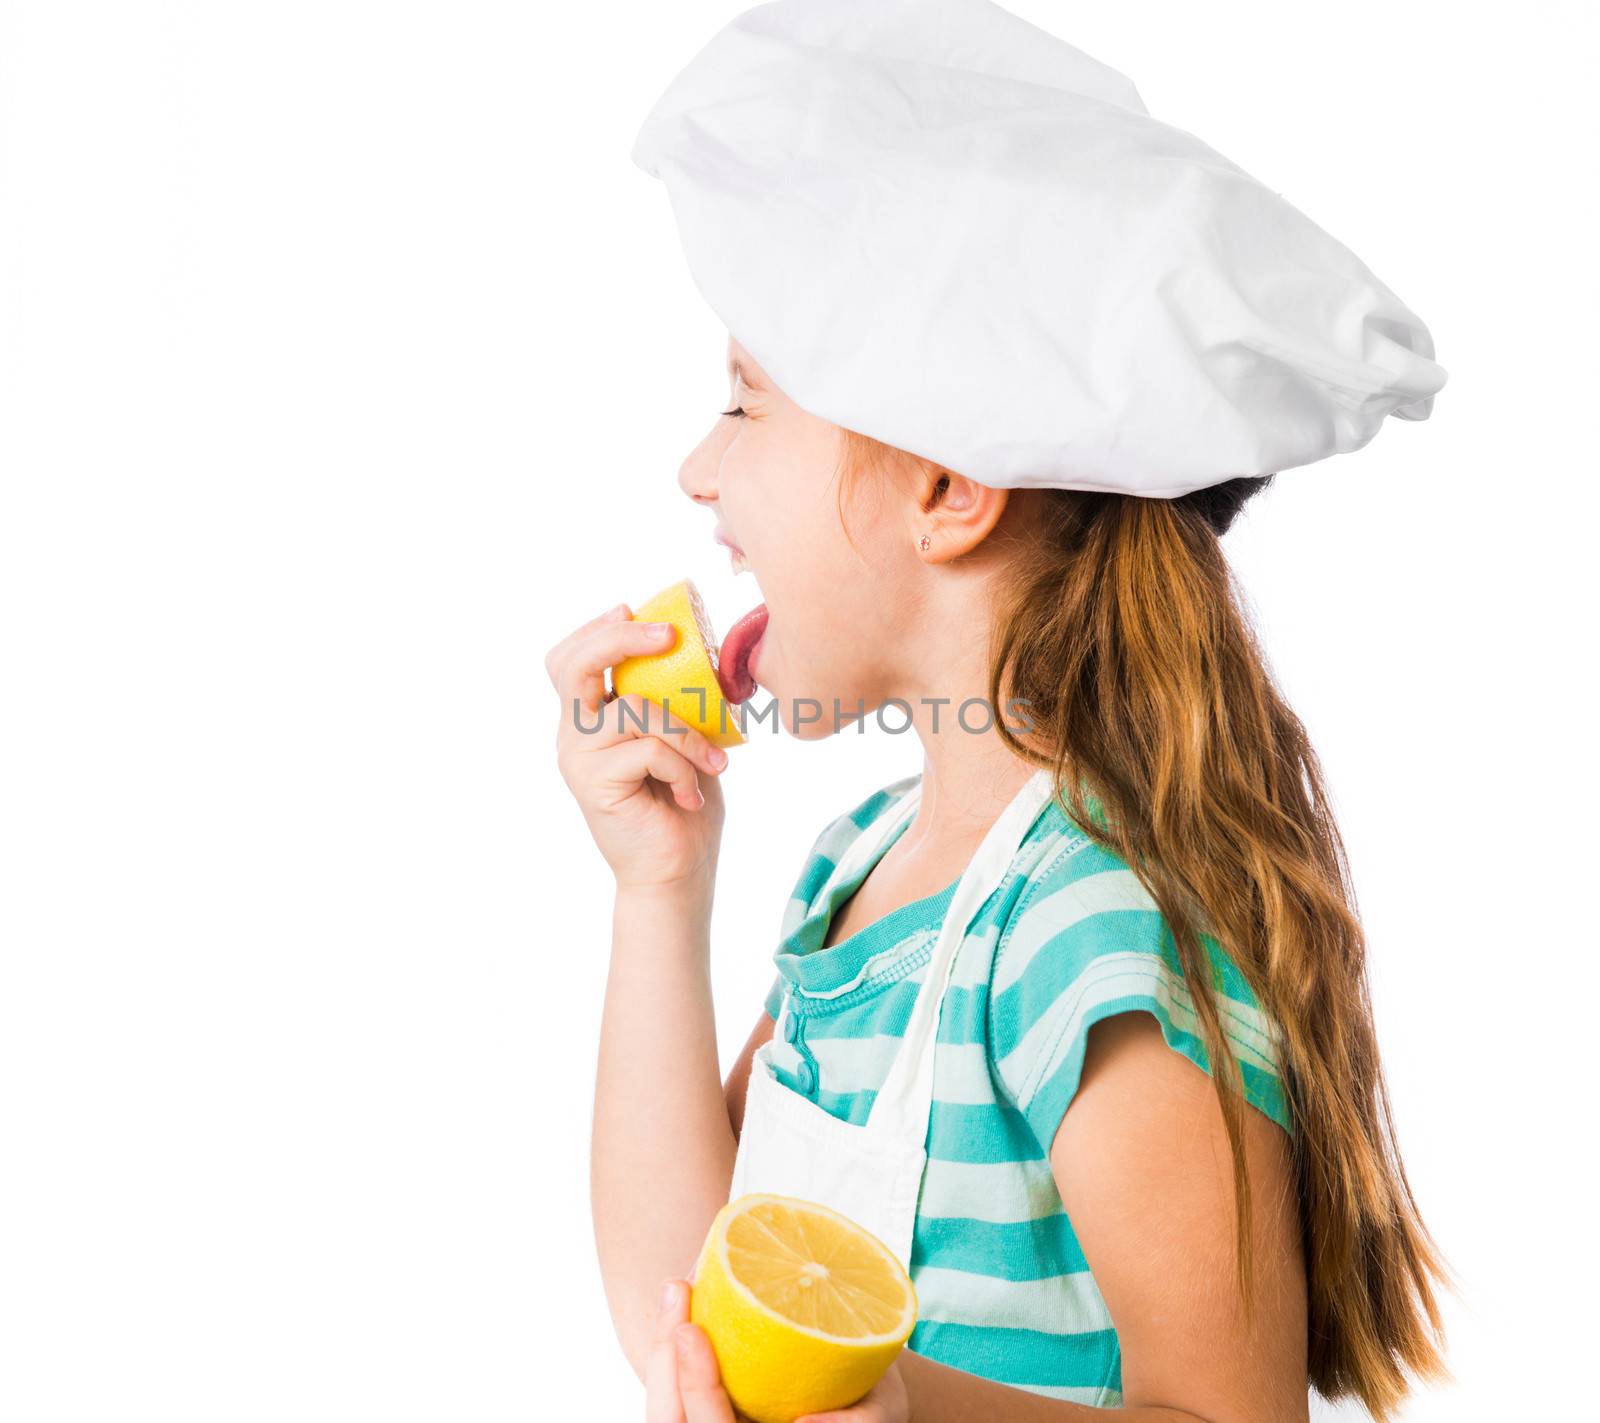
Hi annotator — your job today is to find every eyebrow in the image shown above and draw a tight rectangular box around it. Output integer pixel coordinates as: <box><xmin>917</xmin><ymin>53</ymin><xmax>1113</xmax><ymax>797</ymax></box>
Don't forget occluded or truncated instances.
<box><xmin>727</xmin><ymin>355</ymin><xmax>758</xmax><ymax>388</ymax></box>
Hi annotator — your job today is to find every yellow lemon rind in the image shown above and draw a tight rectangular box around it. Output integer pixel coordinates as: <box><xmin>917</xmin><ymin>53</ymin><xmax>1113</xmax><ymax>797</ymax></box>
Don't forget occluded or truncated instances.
<box><xmin>609</xmin><ymin>578</ymin><xmax>746</xmax><ymax>750</ymax></box>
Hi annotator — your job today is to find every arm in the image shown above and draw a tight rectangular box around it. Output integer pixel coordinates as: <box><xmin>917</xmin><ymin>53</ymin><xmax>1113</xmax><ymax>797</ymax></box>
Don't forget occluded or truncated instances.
<box><xmin>545</xmin><ymin>602</ymin><xmax>753</xmax><ymax>1380</ymax></box>
<box><xmin>592</xmin><ymin>923</ymin><xmax>777</xmax><ymax>1380</ymax></box>
<box><xmin>724</xmin><ymin>1007</ymin><xmax>777</xmax><ymax>1138</ymax></box>
<box><xmin>893</xmin><ymin>1011</ymin><xmax>1308</xmax><ymax>1423</ymax></box>
<box><xmin>591</xmin><ymin>881</ymin><xmax>740</xmax><ymax>1378</ymax></box>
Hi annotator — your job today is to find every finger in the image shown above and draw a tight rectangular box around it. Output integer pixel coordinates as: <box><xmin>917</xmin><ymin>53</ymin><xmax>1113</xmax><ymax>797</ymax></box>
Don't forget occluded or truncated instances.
<box><xmin>554</xmin><ymin>616</ymin><xmax>676</xmax><ymax>712</ymax></box>
<box><xmin>644</xmin><ymin>1281</ymin><xmax>691</xmax><ymax>1423</ymax></box>
<box><xmin>554</xmin><ymin>618</ymin><xmax>679</xmax><ymax>715</ymax></box>
<box><xmin>599</xmin><ymin>735</ymin><xmax>706</xmax><ymax>812</ymax></box>
<box><xmin>543</xmin><ymin>601</ymin><xmax>631</xmax><ymax>689</ymax></box>
<box><xmin>673</xmin><ymin>1324</ymin><xmax>737</xmax><ymax>1423</ymax></box>
<box><xmin>558</xmin><ymin>719</ymin><xmax>709</xmax><ymax>810</ymax></box>
<box><xmin>568</xmin><ymin>694</ymin><xmax>729</xmax><ymax>777</ymax></box>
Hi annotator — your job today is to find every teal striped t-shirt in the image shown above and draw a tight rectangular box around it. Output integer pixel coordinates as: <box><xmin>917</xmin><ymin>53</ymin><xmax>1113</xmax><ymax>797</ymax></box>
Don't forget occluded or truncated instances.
<box><xmin>760</xmin><ymin>773</ymin><xmax>1294</xmax><ymax>1407</ymax></box>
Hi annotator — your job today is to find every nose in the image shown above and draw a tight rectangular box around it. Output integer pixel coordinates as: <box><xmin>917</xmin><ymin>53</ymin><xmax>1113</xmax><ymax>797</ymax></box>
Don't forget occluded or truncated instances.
<box><xmin>676</xmin><ymin>424</ymin><xmax>723</xmax><ymax>507</ymax></box>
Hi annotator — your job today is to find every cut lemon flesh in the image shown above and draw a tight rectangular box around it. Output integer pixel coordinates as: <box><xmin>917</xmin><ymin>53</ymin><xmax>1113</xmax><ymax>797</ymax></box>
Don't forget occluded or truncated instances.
<box><xmin>690</xmin><ymin>1194</ymin><xmax>916</xmax><ymax>1423</ymax></box>
<box><xmin>725</xmin><ymin>1198</ymin><xmax>913</xmax><ymax>1338</ymax></box>
<box><xmin>609</xmin><ymin>578</ymin><xmax>745</xmax><ymax>750</ymax></box>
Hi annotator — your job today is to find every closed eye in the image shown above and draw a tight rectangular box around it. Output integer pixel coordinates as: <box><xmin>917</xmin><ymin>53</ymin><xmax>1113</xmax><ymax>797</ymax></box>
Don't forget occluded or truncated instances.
<box><xmin>720</xmin><ymin>405</ymin><xmax>748</xmax><ymax>419</ymax></box>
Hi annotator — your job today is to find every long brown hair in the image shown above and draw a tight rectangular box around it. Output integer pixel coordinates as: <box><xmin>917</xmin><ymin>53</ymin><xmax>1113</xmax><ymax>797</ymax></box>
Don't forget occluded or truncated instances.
<box><xmin>837</xmin><ymin>428</ymin><xmax>1451</xmax><ymax>1419</ymax></box>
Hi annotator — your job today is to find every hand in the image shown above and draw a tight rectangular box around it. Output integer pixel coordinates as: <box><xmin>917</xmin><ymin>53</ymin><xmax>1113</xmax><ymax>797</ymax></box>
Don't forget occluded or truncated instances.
<box><xmin>645</xmin><ymin>1279</ymin><xmax>910</xmax><ymax>1423</ymax></box>
<box><xmin>546</xmin><ymin>603</ymin><xmax>728</xmax><ymax>892</ymax></box>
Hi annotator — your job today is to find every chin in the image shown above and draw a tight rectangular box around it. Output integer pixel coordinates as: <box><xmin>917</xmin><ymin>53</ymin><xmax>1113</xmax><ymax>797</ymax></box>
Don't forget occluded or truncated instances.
<box><xmin>781</xmin><ymin>708</ymin><xmax>843</xmax><ymax>743</ymax></box>
<box><xmin>755</xmin><ymin>673</ymin><xmax>873</xmax><ymax>743</ymax></box>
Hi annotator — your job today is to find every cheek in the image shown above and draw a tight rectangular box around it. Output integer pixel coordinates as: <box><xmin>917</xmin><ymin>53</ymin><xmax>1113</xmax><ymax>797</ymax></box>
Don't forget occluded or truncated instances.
<box><xmin>723</xmin><ymin>462</ymin><xmax>834</xmax><ymax>584</ymax></box>
<box><xmin>769</xmin><ymin>499</ymin><xmax>864</xmax><ymax>605</ymax></box>
<box><xmin>721</xmin><ymin>432</ymin><xmax>905</xmax><ymax>651</ymax></box>
<box><xmin>776</xmin><ymin>526</ymin><xmax>906</xmax><ymax>671</ymax></box>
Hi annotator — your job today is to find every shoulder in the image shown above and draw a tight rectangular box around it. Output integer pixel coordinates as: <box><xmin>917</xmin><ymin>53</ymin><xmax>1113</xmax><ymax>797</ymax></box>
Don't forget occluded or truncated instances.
<box><xmin>988</xmin><ymin>818</ymin><xmax>1293</xmax><ymax>1148</ymax></box>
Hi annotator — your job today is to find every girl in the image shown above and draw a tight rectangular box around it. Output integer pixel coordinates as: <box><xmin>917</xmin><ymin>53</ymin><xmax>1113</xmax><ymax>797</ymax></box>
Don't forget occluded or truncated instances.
<box><xmin>550</xmin><ymin>3</ymin><xmax>1450</xmax><ymax>1419</ymax></box>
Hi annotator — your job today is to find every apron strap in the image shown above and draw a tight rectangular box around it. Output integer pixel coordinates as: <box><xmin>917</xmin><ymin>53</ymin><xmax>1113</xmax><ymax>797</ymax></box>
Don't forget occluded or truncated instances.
<box><xmin>867</xmin><ymin>768</ymin><xmax>1057</xmax><ymax>1140</ymax></box>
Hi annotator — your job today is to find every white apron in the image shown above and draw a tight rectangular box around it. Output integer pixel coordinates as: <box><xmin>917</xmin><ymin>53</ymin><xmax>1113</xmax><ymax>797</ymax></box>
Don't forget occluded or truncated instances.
<box><xmin>728</xmin><ymin>767</ymin><xmax>1057</xmax><ymax>1268</ymax></box>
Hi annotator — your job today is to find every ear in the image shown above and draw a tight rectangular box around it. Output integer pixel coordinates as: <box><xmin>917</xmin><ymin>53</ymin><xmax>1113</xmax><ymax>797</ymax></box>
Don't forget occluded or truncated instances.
<box><xmin>910</xmin><ymin>466</ymin><xmax>1009</xmax><ymax>563</ymax></box>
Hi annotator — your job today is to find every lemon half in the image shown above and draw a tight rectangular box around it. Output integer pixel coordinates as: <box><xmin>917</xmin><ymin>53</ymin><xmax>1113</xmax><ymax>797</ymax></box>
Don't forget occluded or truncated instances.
<box><xmin>690</xmin><ymin>1194</ymin><xmax>917</xmax><ymax>1423</ymax></box>
<box><xmin>609</xmin><ymin>579</ymin><xmax>745</xmax><ymax>750</ymax></box>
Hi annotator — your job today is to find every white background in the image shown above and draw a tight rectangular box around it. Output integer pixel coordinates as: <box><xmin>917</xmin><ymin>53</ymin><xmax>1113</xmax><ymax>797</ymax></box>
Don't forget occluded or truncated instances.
<box><xmin>2</xmin><ymin>1</ymin><xmax>1594</xmax><ymax>1418</ymax></box>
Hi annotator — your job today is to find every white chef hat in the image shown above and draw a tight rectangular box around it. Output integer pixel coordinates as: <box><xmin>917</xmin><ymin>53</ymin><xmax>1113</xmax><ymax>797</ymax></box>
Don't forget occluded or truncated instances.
<box><xmin>631</xmin><ymin>0</ymin><xmax>1446</xmax><ymax>499</ymax></box>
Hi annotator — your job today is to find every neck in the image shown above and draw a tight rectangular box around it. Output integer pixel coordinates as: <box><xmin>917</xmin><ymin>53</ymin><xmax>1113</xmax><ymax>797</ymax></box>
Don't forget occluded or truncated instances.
<box><xmin>892</xmin><ymin>617</ymin><xmax>1037</xmax><ymax>858</ymax></box>
<box><xmin>877</xmin><ymin>493</ymin><xmax>1049</xmax><ymax>859</ymax></box>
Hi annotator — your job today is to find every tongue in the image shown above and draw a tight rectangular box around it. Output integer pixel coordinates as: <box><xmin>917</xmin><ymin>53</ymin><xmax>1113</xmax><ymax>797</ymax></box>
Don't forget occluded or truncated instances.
<box><xmin>717</xmin><ymin>603</ymin><xmax>768</xmax><ymax>705</ymax></box>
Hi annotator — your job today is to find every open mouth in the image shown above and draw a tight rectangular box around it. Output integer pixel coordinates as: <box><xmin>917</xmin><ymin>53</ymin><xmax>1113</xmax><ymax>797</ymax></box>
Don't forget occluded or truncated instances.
<box><xmin>713</xmin><ymin>527</ymin><xmax>768</xmax><ymax>704</ymax></box>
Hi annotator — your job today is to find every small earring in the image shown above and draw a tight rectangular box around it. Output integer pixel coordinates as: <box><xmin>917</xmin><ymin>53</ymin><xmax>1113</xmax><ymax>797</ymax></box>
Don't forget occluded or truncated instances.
<box><xmin>918</xmin><ymin>534</ymin><xmax>931</xmax><ymax>553</ymax></box>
